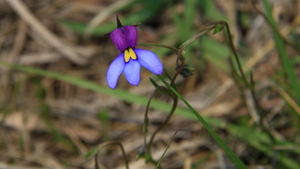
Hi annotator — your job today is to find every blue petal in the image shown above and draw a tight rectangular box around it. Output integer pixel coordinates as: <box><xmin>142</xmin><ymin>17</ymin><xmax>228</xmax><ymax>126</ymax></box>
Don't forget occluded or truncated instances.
<box><xmin>135</xmin><ymin>49</ymin><xmax>163</xmax><ymax>74</ymax></box>
<box><xmin>106</xmin><ymin>53</ymin><xmax>125</xmax><ymax>89</ymax></box>
<box><xmin>124</xmin><ymin>60</ymin><xmax>141</xmax><ymax>86</ymax></box>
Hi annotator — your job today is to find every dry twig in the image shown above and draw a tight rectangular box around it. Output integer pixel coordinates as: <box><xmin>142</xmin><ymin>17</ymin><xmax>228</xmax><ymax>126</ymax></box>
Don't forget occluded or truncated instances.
<box><xmin>5</xmin><ymin>0</ymin><xmax>88</xmax><ymax>66</ymax></box>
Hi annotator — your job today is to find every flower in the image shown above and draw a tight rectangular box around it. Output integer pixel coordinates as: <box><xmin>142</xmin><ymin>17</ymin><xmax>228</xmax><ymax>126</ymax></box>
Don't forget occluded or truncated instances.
<box><xmin>106</xmin><ymin>16</ymin><xmax>163</xmax><ymax>89</ymax></box>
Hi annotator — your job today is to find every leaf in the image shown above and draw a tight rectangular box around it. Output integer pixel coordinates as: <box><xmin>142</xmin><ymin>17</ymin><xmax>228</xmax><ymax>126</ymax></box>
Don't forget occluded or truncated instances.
<box><xmin>83</xmin><ymin>146</ymin><xmax>99</xmax><ymax>159</ymax></box>
<box><xmin>213</xmin><ymin>24</ymin><xmax>225</xmax><ymax>35</ymax></box>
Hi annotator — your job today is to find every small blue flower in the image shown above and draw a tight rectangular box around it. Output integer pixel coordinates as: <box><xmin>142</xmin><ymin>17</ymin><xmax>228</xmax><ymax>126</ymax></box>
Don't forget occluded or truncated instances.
<box><xmin>106</xmin><ymin>16</ymin><xmax>163</xmax><ymax>89</ymax></box>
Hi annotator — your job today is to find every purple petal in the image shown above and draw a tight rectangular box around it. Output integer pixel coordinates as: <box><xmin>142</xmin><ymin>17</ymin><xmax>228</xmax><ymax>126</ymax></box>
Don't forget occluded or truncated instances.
<box><xmin>124</xmin><ymin>60</ymin><xmax>141</xmax><ymax>86</ymax></box>
<box><xmin>106</xmin><ymin>53</ymin><xmax>125</xmax><ymax>89</ymax></box>
<box><xmin>124</xmin><ymin>26</ymin><xmax>138</xmax><ymax>48</ymax></box>
<box><xmin>110</xmin><ymin>28</ymin><xmax>128</xmax><ymax>52</ymax></box>
<box><xmin>135</xmin><ymin>49</ymin><xmax>163</xmax><ymax>74</ymax></box>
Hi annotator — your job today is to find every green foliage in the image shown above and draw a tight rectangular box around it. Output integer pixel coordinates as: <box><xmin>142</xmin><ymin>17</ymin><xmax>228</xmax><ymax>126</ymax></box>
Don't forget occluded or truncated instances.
<box><xmin>83</xmin><ymin>146</ymin><xmax>99</xmax><ymax>159</ymax></box>
<box><xmin>2</xmin><ymin>0</ymin><xmax>300</xmax><ymax>168</ymax></box>
<box><xmin>262</xmin><ymin>0</ymin><xmax>300</xmax><ymax>103</ymax></box>
<box><xmin>60</xmin><ymin>0</ymin><xmax>165</xmax><ymax>36</ymax></box>
<box><xmin>1</xmin><ymin>56</ymin><xmax>300</xmax><ymax>168</ymax></box>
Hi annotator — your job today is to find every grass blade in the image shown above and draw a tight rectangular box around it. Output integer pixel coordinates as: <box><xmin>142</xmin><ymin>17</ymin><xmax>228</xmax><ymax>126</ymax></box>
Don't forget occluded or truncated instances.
<box><xmin>262</xmin><ymin>0</ymin><xmax>300</xmax><ymax>102</ymax></box>
<box><xmin>2</xmin><ymin>62</ymin><xmax>299</xmax><ymax>168</ymax></box>
<box><xmin>157</xmin><ymin>75</ymin><xmax>248</xmax><ymax>169</ymax></box>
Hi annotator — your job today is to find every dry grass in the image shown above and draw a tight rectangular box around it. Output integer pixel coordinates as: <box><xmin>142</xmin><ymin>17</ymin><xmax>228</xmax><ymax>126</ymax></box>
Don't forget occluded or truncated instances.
<box><xmin>0</xmin><ymin>0</ymin><xmax>300</xmax><ymax>169</ymax></box>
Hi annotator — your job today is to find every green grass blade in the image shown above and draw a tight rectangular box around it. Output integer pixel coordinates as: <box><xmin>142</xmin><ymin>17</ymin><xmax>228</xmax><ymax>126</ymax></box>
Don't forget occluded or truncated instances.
<box><xmin>0</xmin><ymin>61</ymin><xmax>195</xmax><ymax>119</ymax></box>
<box><xmin>2</xmin><ymin>62</ymin><xmax>299</xmax><ymax>168</ymax></box>
<box><xmin>262</xmin><ymin>0</ymin><xmax>300</xmax><ymax>102</ymax></box>
<box><xmin>228</xmin><ymin>124</ymin><xmax>300</xmax><ymax>168</ymax></box>
<box><xmin>157</xmin><ymin>75</ymin><xmax>248</xmax><ymax>169</ymax></box>
<box><xmin>198</xmin><ymin>0</ymin><xmax>228</xmax><ymax>21</ymax></box>
<box><xmin>60</xmin><ymin>0</ymin><xmax>165</xmax><ymax>36</ymax></box>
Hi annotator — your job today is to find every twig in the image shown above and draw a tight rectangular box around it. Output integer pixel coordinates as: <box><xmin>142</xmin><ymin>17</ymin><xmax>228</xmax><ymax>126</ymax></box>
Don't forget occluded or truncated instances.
<box><xmin>5</xmin><ymin>0</ymin><xmax>88</xmax><ymax>66</ymax></box>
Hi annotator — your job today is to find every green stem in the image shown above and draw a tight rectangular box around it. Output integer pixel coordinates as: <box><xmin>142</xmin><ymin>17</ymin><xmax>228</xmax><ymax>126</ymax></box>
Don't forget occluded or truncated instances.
<box><xmin>98</xmin><ymin>141</ymin><xmax>129</xmax><ymax>169</ymax></box>
<box><xmin>178</xmin><ymin>25</ymin><xmax>216</xmax><ymax>55</ymax></box>
<box><xmin>224</xmin><ymin>21</ymin><xmax>276</xmax><ymax>144</ymax></box>
<box><xmin>222</xmin><ymin>21</ymin><xmax>251</xmax><ymax>89</ymax></box>
<box><xmin>156</xmin><ymin>129</ymin><xmax>179</xmax><ymax>169</ymax></box>
<box><xmin>146</xmin><ymin>94</ymin><xmax>178</xmax><ymax>166</ymax></box>
<box><xmin>249</xmin><ymin>73</ymin><xmax>276</xmax><ymax>144</ymax></box>
<box><xmin>138</xmin><ymin>43</ymin><xmax>179</xmax><ymax>53</ymax></box>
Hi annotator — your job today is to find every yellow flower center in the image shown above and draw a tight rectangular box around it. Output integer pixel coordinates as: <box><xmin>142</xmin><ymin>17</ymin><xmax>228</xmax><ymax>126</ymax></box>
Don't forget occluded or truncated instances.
<box><xmin>124</xmin><ymin>48</ymin><xmax>137</xmax><ymax>62</ymax></box>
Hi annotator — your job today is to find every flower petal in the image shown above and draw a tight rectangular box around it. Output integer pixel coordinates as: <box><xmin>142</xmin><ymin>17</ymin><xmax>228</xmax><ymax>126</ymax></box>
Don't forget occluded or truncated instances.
<box><xmin>106</xmin><ymin>54</ymin><xmax>125</xmax><ymax>89</ymax></box>
<box><xmin>110</xmin><ymin>28</ymin><xmax>128</xmax><ymax>52</ymax></box>
<box><xmin>124</xmin><ymin>26</ymin><xmax>138</xmax><ymax>48</ymax></box>
<box><xmin>135</xmin><ymin>49</ymin><xmax>163</xmax><ymax>74</ymax></box>
<box><xmin>124</xmin><ymin>60</ymin><xmax>140</xmax><ymax>86</ymax></box>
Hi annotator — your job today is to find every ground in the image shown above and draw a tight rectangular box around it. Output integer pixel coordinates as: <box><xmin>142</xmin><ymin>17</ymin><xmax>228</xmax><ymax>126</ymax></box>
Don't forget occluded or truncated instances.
<box><xmin>0</xmin><ymin>0</ymin><xmax>300</xmax><ymax>169</ymax></box>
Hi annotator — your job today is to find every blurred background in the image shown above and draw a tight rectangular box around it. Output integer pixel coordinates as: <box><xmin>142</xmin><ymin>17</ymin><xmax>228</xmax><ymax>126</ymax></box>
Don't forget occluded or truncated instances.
<box><xmin>0</xmin><ymin>0</ymin><xmax>300</xmax><ymax>168</ymax></box>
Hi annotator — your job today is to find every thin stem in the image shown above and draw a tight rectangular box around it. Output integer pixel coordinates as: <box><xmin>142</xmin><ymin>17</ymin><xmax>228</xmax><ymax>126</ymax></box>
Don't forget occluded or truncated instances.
<box><xmin>147</xmin><ymin>94</ymin><xmax>178</xmax><ymax>166</ymax></box>
<box><xmin>143</xmin><ymin>86</ymin><xmax>177</xmax><ymax>168</ymax></box>
<box><xmin>138</xmin><ymin>43</ymin><xmax>179</xmax><ymax>53</ymax></box>
<box><xmin>171</xmin><ymin>55</ymin><xmax>185</xmax><ymax>86</ymax></box>
<box><xmin>229</xmin><ymin>58</ymin><xmax>249</xmax><ymax>115</ymax></box>
<box><xmin>177</xmin><ymin>25</ymin><xmax>217</xmax><ymax>55</ymax></box>
<box><xmin>98</xmin><ymin>141</ymin><xmax>129</xmax><ymax>169</ymax></box>
<box><xmin>222</xmin><ymin>21</ymin><xmax>251</xmax><ymax>89</ymax></box>
<box><xmin>139</xmin><ymin>41</ymin><xmax>181</xmax><ymax>168</ymax></box>
<box><xmin>223</xmin><ymin>20</ymin><xmax>276</xmax><ymax>144</ymax></box>
<box><xmin>143</xmin><ymin>22</ymin><xmax>226</xmax><ymax>167</ymax></box>
<box><xmin>173</xmin><ymin>24</ymin><xmax>217</xmax><ymax>85</ymax></box>
<box><xmin>143</xmin><ymin>88</ymin><xmax>159</xmax><ymax>152</ymax></box>
<box><xmin>249</xmin><ymin>75</ymin><xmax>276</xmax><ymax>143</ymax></box>
<box><xmin>156</xmin><ymin>129</ymin><xmax>179</xmax><ymax>169</ymax></box>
